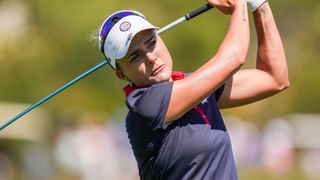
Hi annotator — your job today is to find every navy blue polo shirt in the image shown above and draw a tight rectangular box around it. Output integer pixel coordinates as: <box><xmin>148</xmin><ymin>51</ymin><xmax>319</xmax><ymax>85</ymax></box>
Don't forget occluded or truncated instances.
<box><xmin>124</xmin><ymin>72</ymin><xmax>238</xmax><ymax>180</ymax></box>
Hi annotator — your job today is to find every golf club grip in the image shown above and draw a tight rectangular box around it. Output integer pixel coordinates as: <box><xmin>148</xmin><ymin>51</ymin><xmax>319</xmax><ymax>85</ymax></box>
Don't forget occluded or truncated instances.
<box><xmin>186</xmin><ymin>3</ymin><xmax>213</xmax><ymax>20</ymax></box>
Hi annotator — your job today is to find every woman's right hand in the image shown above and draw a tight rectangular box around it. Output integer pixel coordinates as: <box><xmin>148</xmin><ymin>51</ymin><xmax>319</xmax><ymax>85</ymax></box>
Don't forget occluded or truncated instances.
<box><xmin>207</xmin><ymin>0</ymin><xmax>245</xmax><ymax>14</ymax></box>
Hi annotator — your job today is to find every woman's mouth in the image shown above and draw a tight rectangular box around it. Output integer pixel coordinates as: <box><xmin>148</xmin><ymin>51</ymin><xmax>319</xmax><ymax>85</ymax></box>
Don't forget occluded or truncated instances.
<box><xmin>152</xmin><ymin>64</ymin><xmax>165</xmax><ymax>76</ymax></box>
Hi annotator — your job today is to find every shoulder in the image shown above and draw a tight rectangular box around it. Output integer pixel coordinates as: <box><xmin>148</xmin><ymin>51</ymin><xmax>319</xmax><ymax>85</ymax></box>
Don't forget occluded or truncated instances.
<box><xmin>126</xmin><ymin>82</ymin><xmax>173</xmax><ymax>115</ymax></box>
<box><xmin>125</xmin><ymin>82</ymin><xmax>174</xmax><ymax>130</ymax></box>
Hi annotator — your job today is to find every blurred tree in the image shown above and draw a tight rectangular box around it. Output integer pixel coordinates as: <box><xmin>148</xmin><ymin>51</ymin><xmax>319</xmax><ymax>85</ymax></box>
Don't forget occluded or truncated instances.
<box><xmin>0</xmin><ymin>0</ymin><xmax>319</xmax><ymax>124</ymax></box>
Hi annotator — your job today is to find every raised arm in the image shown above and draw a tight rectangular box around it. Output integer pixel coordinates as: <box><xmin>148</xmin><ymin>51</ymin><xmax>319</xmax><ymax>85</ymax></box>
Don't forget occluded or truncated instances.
<box><xmin>218</xmin><ymin>1</ymin><xmax>289</xmax><ymax>108</ymax></box>
<box><xmin>165</xmin><ymin>0</ymin><xmax>250</xmax><ymax>123</ymax></box>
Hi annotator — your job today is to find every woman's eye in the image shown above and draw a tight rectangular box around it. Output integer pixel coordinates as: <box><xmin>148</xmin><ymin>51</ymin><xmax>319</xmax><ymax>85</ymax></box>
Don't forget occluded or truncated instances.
<box><xmin>130</xmin><ymin>54</ymin><xmax>140</xmax><ymax>62</ymax></box>
<box><xmin>148</xmin><ymin>40</ymin><xmax>156</xmax><ymax>48</ymax></box>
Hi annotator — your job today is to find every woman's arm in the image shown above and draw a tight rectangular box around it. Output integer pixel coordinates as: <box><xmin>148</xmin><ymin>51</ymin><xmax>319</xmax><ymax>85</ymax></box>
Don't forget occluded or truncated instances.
<box><xmin>165</xmin><ymin>0</ymin><xmax>250</xmax><ymax>123</ymax></box>
<box><xmin>218</xmin><ymin>2</ymin><xmax>289</xmax><ymax>108</ymax></box>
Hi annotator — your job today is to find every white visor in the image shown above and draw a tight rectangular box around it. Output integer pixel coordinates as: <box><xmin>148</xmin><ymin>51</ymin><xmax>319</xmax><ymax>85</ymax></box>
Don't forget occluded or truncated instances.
<box><xmin>99</xmin><ymin>14</ymin><xmax>158</xmax><ymax>69</ymax></box>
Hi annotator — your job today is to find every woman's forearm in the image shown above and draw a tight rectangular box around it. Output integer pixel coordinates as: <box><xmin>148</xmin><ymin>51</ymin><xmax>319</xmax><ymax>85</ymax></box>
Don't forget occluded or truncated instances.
<box><xmin>253</xmin><ymin>2</ymin><xmax>289</xmax><ymax>89</ymax></box>
<box><xmin>166</xmin><ymin>0</ymin><xmax>250</xmax><ymax>122</ymax></box>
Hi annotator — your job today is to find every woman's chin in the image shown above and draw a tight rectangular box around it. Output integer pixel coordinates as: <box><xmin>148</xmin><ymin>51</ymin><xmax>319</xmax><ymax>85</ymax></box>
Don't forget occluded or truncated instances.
<box><xmin>152</xmin><ymin>71</ymin><xmax>171</xmax><ymax>83</ymax></box>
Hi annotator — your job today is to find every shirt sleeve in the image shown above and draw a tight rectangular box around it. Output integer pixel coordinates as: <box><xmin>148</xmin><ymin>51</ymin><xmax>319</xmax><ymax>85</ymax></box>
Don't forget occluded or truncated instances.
<box><xmin>214</xmin><ymin>84</ymin><xmax>225</xmax><ymax>102</ymax></box>
<box><xmin>125</xmin><ymin>82</ymin><xmax>173</xmax><ymax>130</ymax></box>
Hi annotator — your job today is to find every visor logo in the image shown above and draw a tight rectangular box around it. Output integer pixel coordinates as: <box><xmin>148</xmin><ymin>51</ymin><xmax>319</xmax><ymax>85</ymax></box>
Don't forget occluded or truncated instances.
<box><xmin>120</xmin><ymin>21</ymin><xmax>131</xmax><ymax>32</ymax></box>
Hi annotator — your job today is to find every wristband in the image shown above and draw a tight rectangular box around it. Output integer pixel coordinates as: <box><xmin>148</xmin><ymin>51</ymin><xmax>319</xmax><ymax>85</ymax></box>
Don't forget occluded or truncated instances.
<box><xmin>247</xmin><ymin>0</ymin><xmax>267</xmax><ymax>12</ymax></box>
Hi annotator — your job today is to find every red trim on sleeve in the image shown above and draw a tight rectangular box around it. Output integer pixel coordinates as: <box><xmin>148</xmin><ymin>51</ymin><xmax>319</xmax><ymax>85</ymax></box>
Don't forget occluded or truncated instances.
<box><xmin>194</xmin><ymin>105</ymin><xmax>210</xmax><ymax>126</ymax></box>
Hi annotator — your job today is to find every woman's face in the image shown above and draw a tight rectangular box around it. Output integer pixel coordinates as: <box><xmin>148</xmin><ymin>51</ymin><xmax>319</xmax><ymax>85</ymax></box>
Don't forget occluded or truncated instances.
<box><xmin>116</xmin><ymin>29</ymin><xmax>173</xmax><ymax>87</ymax></box>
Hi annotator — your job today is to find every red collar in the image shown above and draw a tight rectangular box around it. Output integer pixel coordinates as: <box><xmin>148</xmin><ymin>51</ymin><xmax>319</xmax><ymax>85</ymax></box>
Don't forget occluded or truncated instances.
<box><xmin>123</xmin><ymin>71</ymin><xmax>186</xmax><ymax>97</ymax></box>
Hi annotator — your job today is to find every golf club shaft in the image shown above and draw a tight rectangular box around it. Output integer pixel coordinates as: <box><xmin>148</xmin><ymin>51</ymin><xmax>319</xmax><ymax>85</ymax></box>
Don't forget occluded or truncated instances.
<box><xmin>0</xmin><ymin>3</ymin><xmax>214</xmax><ymax>131</ymax></box>
<box><xmin>157</xmin><ymin>3</ymin><xmax>213</xmax><ymax>34</ymax></box>
<box><xmin>0</xmin><ymin>60</ymin><xmax>108</xmax><ymax>130</ymax></box>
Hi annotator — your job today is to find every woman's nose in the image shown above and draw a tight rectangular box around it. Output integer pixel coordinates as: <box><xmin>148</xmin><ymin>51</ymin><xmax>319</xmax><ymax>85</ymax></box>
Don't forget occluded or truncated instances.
<box><xmin>145</xmin><ymin>52</ymin><xmax>157</xmax><ymax>64</ymax></box>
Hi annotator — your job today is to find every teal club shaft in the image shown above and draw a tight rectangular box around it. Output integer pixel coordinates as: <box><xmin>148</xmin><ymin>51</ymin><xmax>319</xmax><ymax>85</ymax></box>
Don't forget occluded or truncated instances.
<box><xmin>0</xmin><ymin>3</ymin><xmax>213</xmax><ymax>131</ymax></box>
<box><xmin>0</xmin><ymin>60</ymin><xmax>108</xmax><ymax>130</ymax></box>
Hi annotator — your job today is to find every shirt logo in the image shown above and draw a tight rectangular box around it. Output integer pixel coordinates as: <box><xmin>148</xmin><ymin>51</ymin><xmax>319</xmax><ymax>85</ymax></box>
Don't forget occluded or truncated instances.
<box><xmin>120</xmin><ymin>21</ymin><xmax>131</xmax><ymax>32</ymax></box>
<box><xmin>201</xmin><ymin>97</ymin><xmax>209</xmax><ymax>104</ymax></box>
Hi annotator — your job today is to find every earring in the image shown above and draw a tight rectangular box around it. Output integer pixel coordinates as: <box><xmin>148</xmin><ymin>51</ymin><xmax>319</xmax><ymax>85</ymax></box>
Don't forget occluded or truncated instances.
<box><xmin>129</xmin><ymin>81</ymin><xmax>133</xmax><ymax>87</ymax></box>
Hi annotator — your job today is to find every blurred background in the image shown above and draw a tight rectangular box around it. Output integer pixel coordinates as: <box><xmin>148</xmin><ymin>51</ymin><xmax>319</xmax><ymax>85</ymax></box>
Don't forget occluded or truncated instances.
<box><xmin>0</xmin><ymin>0</ymin><xmax>319</xmax><ymax>179</ymax></box>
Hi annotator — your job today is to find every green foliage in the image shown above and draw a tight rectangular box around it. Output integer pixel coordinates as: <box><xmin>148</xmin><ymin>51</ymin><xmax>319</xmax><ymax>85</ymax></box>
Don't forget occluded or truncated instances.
<box><xmin>0</xmin><ymin>0</ymin><xmax>319</xmax><ymax>123</ymax></box>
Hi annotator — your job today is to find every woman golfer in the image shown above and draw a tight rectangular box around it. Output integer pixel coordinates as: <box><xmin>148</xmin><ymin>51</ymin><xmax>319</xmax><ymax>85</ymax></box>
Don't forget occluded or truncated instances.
<box><xmin>97</xmin><ymin>0</ymin><xmax>289</xmax><ymax>179</ymax></box>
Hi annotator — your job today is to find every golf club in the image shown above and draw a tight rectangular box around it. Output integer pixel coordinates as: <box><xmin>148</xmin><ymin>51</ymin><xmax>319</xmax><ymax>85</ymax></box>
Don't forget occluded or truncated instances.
<box><xmin>0</xmin><ymin>3</ymin><xmax>213</xmax><ymax>131</ymax></box>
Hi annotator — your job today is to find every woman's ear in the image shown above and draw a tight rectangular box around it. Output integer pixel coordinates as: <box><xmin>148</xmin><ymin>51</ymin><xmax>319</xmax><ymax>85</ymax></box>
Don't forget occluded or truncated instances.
<box><xmin>115</xmin><ymin>71</ymin><xmax>130</xmax><ymax>81</ymax></box>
